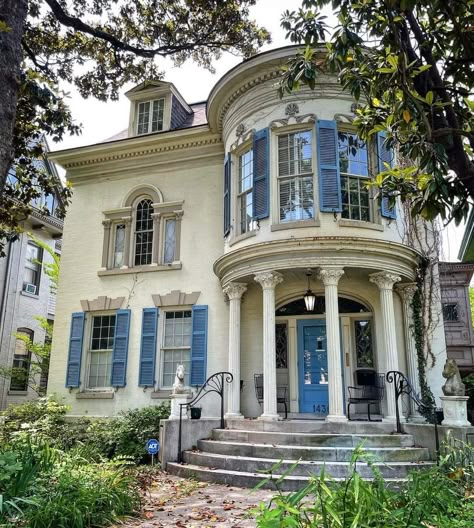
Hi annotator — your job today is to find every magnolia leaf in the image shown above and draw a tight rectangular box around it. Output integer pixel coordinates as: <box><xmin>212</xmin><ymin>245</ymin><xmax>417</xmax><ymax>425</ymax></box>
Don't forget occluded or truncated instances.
<box><xmin>403</xmin><ymin>109</ymin><xmax>411</xmax><ymax>123</ymax></box>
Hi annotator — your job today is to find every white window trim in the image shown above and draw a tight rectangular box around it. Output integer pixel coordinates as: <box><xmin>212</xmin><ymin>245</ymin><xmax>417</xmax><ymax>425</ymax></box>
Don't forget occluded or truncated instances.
<box><xmin>136</xmin><ymin>98</ymin><xmax>165</xmax><ymax>135</ymax></box>
<box><xmin>271</xmin><ymin>125</ymin><xmax>319</xmax><ymax>226</ymax></box>
<box><xmin>82</xmin><ymin>311</ymin><xmax>116</xmax><ymax>392</ymax></box>
<box><xmin>128</xmin><ymin>90</ymin><xmax>172</xmax><ymax>137</ymax></box>
<box><xmin>157</xmin><ymin>307</ymin><xmax>192</xmax><ymax>390</ymax></box>
<box><xmin>236</xmin><ymin>147</ymin><xmax>256</xmax><ymax>236</ymax></box>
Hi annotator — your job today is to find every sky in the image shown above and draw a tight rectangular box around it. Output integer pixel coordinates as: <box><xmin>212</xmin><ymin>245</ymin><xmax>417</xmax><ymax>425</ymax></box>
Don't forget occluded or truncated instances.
<box><xmin>53</xmin><ymin>0</ymin><xmax>466</xmax><ymax>262</ymax></box>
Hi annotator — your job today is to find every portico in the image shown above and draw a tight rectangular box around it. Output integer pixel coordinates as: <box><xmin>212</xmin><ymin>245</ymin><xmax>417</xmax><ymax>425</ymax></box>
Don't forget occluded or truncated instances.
<box><xmin>215</xmin><ymin>236</ymin><xmax>421</xmax><ymax>422</ymax></box>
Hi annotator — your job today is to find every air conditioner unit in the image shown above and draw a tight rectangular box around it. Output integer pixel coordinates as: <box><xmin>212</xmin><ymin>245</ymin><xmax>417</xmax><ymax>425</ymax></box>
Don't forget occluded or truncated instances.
<box><xmin>24</xmin><ymin>283</ymin><xmax>37</xmax><ymax>295</ymax></box>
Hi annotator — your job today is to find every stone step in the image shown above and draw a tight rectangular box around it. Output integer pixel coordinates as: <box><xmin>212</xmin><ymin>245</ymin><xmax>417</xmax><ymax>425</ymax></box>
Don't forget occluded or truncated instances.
<box><xmin>226</xmin><ymin>419</ymin><xmax>397</xmax><ymax>434</ymax></box>
<box><xmin>166</xmin><ymin>462</ymin><xmax>406</xmax><ymax>492</ymax></box>
<box><xmin>183</xmin><ymin>451</ymin><xmax>434</xmax><ymax>478</ymax></box>
<box><xmin>197</xmin><ymin>439</ymin><xmax>431</xmax><ymax>462</ymax></box>
<box><xmin>212</xmin><ymin>429</ymin><xmax>414</xmax><ymax>448</ymax></box>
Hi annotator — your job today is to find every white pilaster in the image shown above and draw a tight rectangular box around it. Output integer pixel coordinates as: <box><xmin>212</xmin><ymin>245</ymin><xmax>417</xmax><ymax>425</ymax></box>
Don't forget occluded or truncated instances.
<box><xmin>397</xmin><ymin>282</ymin><xmax>422</xmax><ymax>418</ymax></box>
<box><xmin>223</xmin><ymin>282</ymin><xmax>247</xmax><ymax>419</ymax></box>
<box><xmin>318</xmin><ymin>267</ymin><xmax>347</xmax><ymax>423</ymax></box>
<box><xmin>254</xmin><ymin>271</ymin><xmax>284</xmax><ymax>420</ymax></box>
<box><xmin>370</xmin><ymin>271</ymin><xmax>402</xmax><ymax>422</ymax></box>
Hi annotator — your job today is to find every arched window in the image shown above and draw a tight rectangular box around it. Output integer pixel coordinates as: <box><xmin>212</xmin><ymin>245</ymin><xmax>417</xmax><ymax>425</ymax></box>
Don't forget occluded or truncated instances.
<box><xmin>134</xmin><ymin>198</ymin><xmax>154</xmax><ymax>266</ymax></box>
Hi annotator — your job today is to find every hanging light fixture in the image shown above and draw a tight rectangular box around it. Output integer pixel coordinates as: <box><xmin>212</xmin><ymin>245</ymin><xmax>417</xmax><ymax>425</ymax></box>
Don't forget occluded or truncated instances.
<box><xmin>303</xmin><ymin>270</ymin><xmax>316</xmax><ymax>312</ymax></box>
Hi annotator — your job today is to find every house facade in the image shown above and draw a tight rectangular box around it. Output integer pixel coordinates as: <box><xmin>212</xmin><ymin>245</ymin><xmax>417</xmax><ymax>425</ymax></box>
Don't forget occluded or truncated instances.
<box><xmin>0</xmin><ymin>149</ymin><xmax>63</xmax><ymax>410</ymax></box>
<box><xmin>48</xmin><ymin>46</ymin><xmax>448</xmax><ymax>422</ymax></box>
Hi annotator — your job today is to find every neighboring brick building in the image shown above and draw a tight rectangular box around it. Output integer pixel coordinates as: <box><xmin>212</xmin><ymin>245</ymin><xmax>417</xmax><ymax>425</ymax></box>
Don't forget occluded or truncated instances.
<box><xmin>439</xmin><ymin>262</ymin><xmax>474</xmax><ymax>372</ymax></box>
<box><xmin>0</xmin><ymin>147</ymin><xmax>63</xmax><ymax>410</ymax></box>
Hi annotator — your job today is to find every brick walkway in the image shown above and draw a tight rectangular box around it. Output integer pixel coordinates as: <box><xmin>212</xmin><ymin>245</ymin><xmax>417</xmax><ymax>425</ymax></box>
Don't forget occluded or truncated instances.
<box><xmin>119</xmin><ymin>471</ymin><xmax>274</xmax><ymax>527</ymax></box>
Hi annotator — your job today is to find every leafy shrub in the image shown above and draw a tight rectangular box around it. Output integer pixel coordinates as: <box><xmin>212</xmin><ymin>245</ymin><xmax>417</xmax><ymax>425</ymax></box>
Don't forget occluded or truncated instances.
<box><xmin>23</xmin><ymin>456</ymin><xmax>140</xmax><ymax>528</ymax></box>
<box><xmin>85</xmin><ymin>401</ymin><xmax>170</xmax><ymax>461</ymax></box>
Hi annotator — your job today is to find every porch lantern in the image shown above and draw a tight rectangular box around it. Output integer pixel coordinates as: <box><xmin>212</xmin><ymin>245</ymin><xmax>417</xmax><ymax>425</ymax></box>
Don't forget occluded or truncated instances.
<box><xmin>303</xmin><ymin>270</ymin><xmax>316</xmax><ymax>312</ymax></box>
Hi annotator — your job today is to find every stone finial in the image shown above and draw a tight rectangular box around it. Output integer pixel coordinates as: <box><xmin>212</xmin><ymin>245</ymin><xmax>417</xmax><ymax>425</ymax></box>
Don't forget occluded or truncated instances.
<box><xmin>369</xmin><ymin>271</ymin><xmax>401</xmax><ymax>291</ymax></box>
<box><xmin>254</xmin><ymin>271</ymin><xmax>283</xmax><ymax>290</ymax></box>
<box><xmin>442</xmin><ymin>359</ymin><xmax>465</xmax><ymax>396</ymax></box>
<box><xmin>318</xmin><ymin>267</ymin><xmax>344</xmax><ymax>286</ymax></box>
<box><xmin>223</xmin><ymin>282</ymin><xmax>247</xmax><ymax>301</ymax></box>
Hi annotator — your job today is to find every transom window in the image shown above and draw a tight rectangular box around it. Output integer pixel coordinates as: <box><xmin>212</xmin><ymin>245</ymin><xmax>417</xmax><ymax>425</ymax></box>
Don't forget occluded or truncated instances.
<box><xmin>137</xmin><ymin>99</ymin><xmax>165</xmax><ymax>135</ymax></box>
<box><xmin>278</xmin><ymin>130</ymin><xmax>314</xmax><ymax>222</ymax></box>
<box><xmin>134</xmin><ymin>199</ymin><xmax>153</xmax><ymax>266</ymax></box>
<box><xmin>238</xmin><ymin>149</ymin><xmax>254</xmax><ymax>234</ymax></box>
<box><xmin>339</xmin><ymin>132</ymin><xmax>371</xmax><ymax>222</ymax></box>
<box><xmin>161</xmin><ymin>311</ymin><xmax>192</xmax><ymax>387</ymax></box>
<box><xmin>88</xmin><ymin>315</ymin><xmax>116</xmax><ymax>389</ymax></box>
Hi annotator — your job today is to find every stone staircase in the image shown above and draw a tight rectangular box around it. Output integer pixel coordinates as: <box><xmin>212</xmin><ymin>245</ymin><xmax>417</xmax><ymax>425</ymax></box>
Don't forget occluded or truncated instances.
<box><xmin>166</xmin><ymin>419</ymin><xmax>434</xmax><ymax>490</ymax></box>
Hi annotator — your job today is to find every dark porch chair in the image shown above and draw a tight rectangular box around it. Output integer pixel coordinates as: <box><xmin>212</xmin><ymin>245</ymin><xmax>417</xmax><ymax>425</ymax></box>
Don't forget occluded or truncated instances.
<box><xmin>254</xmin><ymin>374</ymin><xmax>288</xmax><ymax>419</ymax></box>
<box><xmin>347</xmin><ymin>369</ymin><xmax>385</xmax><ymax>422</ymax></box>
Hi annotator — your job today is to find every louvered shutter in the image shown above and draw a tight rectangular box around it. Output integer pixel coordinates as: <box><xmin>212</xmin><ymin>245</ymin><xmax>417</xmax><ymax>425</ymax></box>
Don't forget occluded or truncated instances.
<box><xmin>111</xmin><ymin>309</ymin><xmax>131</xmax><ymax>387</ymax></box>
<box><xmin>138</xmin><ymin>308</ymin><xmax>158</xmax><ymax>387</ymax></box>
<box><xmin>252</xmin><ymin>128</ymin><xmax>270</xmax><ymax>220</ymax></box>
<box><xmin>65</xmin><ymin>312</ymin><xmax>85</xmax><ymax>388</ymax></box>
<box><xmin>190</xmin><ymin>305</ymin><xmax>208</xmax><ymax>386</ymax></box>
<box><xmin>223</xmin><ymin>153</ymin><xmax>231</xmax><ymax>236</ymax></box>
<box><xmin>317</xmin><ymin>120</ymin><xmax>342</xmax><ymax>212</ymax></box>
<box><xmin>377</xmin><ymin>132</ymin><xmax>396</xmax><ymax>219</ymax></box>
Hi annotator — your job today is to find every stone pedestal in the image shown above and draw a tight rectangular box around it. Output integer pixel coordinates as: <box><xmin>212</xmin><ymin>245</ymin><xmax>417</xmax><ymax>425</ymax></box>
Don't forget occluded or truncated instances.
<box><xmin>169</xmin><ymin>391</ymin><xmax>193</xmax><ymax>420</ymax></box>
<box><xmin>441</xmin><ymin>396</ymin><xmax>471</xmax><ymax>427</ymax></box>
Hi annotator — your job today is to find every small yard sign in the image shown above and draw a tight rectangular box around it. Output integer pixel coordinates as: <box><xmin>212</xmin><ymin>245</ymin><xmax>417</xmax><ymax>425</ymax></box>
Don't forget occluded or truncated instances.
<box><xmin>147</xmin><ymin>438</ymin><xmax>160</xmax><ymax>455</ymax></box>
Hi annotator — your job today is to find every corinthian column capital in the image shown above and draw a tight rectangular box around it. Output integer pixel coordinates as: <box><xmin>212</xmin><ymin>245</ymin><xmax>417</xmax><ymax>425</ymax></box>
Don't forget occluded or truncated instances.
<box><xmin>254</xmin><ymin>271</ymin><xmax>283</xmax><ymax>290</ymax></box>
<box><xmin>318</xmin><ymin>267</ymin><xmax>344</xmax><ymax>287</ymax></box>
<box><xmin>369</xmin><ymin>271</ymin><xmax>401</xmax><ymax>291</ymax></box>
<box><xmin>223</xmin><ymin>282</ymin><xmax>247</xmax><ymax>301</ymax></box>
<box><xmin>396</xmin><ymin>282</ymin><xmax>418</xmax><ymax>303</ymax></box>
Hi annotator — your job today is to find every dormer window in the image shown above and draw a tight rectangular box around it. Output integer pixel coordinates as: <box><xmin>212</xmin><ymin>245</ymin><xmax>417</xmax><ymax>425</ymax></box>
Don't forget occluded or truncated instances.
<box><xmin>137</xmin><ymin>99</ymin><xmax>165</xmax><ymax>135</ymax></box>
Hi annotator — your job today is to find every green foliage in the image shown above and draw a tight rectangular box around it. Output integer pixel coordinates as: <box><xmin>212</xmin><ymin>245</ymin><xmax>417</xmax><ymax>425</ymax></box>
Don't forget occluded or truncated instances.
<box><xmin>254</xmin><ymin>445</ymin><xmax>468</xmax><ymax>527</ymax></box>
<box><xmin>279</xmin><ymin>0</ymin><xmax>474</xmax><ymax>224</ymax></box>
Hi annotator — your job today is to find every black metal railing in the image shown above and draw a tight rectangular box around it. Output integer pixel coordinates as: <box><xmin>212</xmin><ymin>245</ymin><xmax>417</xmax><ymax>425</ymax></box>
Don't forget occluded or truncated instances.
<box><xmin>386</xmin><ymin>370</ymin><xmax>440</xmax><ymax>463</ymax></box>
<box><xmin>177</xmin><ymin>371</ymin><xmax>233</xmax><ymax>463</ymax></box>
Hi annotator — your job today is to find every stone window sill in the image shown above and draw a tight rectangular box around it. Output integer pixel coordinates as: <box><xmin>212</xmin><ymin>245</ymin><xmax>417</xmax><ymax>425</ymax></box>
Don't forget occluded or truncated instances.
<box><xmin>338</xmin><ymin>219</ymin><xmax>384</xmax><ymax>232</ymax></box>
<box><xmin>98</xmin><ymin>262</ymin><xmax>182</xmax><ymax>276</ymax></box>
<box><xmin>20</xmin><ymin>290</ymin><xmax>39</xmax><ymax>299</ymax></box>
<box><xmin>76</xmin><ymin>391</ymin><xmax>114</xmax><ymax>399</ymax></box>
<box><xmin>271</xmin><ymin>219</ymin><xmax>321</xmax><ymax>232</ymax></box>
<box><xmin>151</xmin><ymin>390</ymin><xmax>172</xmax><ymax>399</ymax></box>
<box><xmin>228</xmin><ymin>230</ymin><xmax>257</xmax><ymax>247</ymax></box>
<box><xmin>8</xmin><ymin>390</ymin><xmax>28</xmax><ymax>396</ymax></box>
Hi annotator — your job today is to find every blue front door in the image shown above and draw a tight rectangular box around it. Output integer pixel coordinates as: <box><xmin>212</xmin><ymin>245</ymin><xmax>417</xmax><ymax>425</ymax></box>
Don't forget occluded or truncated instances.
<box><xmin>298</xmin><ymin>320</ymin><xmax>329</xmax><ymax>415</ymax></box>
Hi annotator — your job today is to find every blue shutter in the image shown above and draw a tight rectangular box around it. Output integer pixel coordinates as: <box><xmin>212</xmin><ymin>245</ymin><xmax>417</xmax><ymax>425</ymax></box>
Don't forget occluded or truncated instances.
<box><xmin>252</xmin><ymin>128</ymin><xmax>270</xmax><ymax>220</ymax></box>
<box><xmin>138</xmin><ymin>308</ymin><xmax>158</xmax><ymax>387</ymax></box>
<box><xmin>317</xmin><ymin>120</ymin><xmax>342</xmax><ymax>212</ymax></box>
<box><xmin>377</xmin><ymin>131</ymin><xmax>397</xmax><ymax>219</ymax></box>
<box><xmin>65</xmin><ymin>312</ymin><xmax>85</xmax><ymax>388</ymax></box>
<box><xmin>190</xmin><ymin>305</ymin><xmax>208</xmax><ymax>386</ymax></box>
<box><xmin>223</xmin><ymin>153</ymin><xmax>231</xmax><ymax>236</ymax></box>
<box><xmin>111</xmin><ymin>309</ymin><xmax>131</xmax><ymax>387</ymax></box>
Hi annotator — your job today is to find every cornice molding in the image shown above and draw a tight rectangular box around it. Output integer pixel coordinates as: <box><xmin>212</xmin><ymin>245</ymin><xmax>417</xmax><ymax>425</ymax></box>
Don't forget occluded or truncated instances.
<box><xmin>214</xmin><ymin>236</ymin><xmax>420</xmax><ymax>286</ymax></box>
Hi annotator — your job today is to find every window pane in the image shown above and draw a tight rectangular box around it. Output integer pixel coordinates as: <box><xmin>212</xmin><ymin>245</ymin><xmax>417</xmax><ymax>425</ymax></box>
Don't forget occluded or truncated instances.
<box><xmin>135</xmin><ymin>199</ymin><xmax>153</xmax><ymax>266</ymax></box>
<box><xmin>162</xmin><ymin>349</ymin><xmax>191</xmax><ymax>386</ymax></box>
<box><xmin>163</xmin><ymin>219</ymin><xmax>176</xmax><ymax>264</ymax></box>
<box><xmin>278</xmin><ymin>131</ymin><xmax>312</xmax><ymax>177</ymax></box>
<box><xmin>338</xmin><ymin>132</ymin><xmax>368</xmax><ymax>178</ymax></box>
<box><xmin>355</xmin><ymin>320</ymin><xmax>374</xmax><ymax>368</ymax></box>
<box><xmin>23</xmin><ymin>243</ymin><xmax>42</xmax><ymax>290</ymax></box>
<box><xmin>279</xmin><ymin>175</ymin><xmax>314</xmax><ymax>222</ymax></box>
<box><xmin>151</xmin><ymin>99</ymin><xmax>164</xmax><ymax>132</ymax></box>
<box><xmin>443</xmin><ymin>304</ymin><xmax>458</xmax><ymax>322</ymax></box>
<box><xmin>341</xmin><ymin>175</ymin><xmax>371</xmax><ymax>222</ymax></box>
<box><xmin>137</xmin><ymin>101</ymin><xmax>150</xmax><ymax>135</ymax></box>
<box><xmin>90</xmin><ymin>315</ymin><xmax>116</xmax><ymax>351</ymax></box>
<box><xmin>113</xmin><ymin>224</ymin><xmax>125</xmax><ymax>268</ymax></box>
<box><xmin>88</xmin><ymin>350</ymin><xmax>113</xmax><ymax>388</ymax></box>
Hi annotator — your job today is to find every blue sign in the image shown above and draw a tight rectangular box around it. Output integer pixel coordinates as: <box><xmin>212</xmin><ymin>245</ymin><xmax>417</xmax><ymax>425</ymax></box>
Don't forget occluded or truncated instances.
<box><xmin>147</xmin><ymin>439</ymin><xmax>160</xmax><ymax>455</ymax></box>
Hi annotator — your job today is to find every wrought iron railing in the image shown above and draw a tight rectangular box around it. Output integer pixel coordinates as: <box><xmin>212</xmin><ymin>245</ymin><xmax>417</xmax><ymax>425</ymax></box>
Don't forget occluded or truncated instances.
<box><xmin>177</xmin><ymin>371</ymin><xmax>233</xmax><ymax>463</ymax></box>
<box><xmin>386</xmin><ymin>370</ymin><xmax>440</xmax><ymax>463</ymax></box>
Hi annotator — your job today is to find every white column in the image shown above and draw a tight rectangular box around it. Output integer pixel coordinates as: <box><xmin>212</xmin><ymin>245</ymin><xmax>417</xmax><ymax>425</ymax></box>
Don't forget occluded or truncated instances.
<box><xmin>369</xmin><ymin>271</ymin><xmax>402</xmax><ymax>422</ymax></box>
<box><xmin>254</xmin><ymin>271</ymin><xmax>283</xmax><ymax>421</ymax></box>
<box><xmin>223</xmin><ymin>282</ymin><xmax>247</xmax><ymax>419</ymax></box>
<box><xmin>319</xmin><ymin>267</ymin><xmax>347</xmax><ymax>422</ymax></box>
<box><xmin>396</xmin><ymin>282</ymin><xmax>421</xmax><ymax>418</ymax></box>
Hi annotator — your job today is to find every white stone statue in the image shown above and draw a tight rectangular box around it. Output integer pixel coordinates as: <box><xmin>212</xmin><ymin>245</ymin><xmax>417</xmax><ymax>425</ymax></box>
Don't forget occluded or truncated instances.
<box><xmin>442</xmin><ymin>359</ymin><xmax>465</xmax><ymax>397</ymax></box>
<box><xmin>172</xmin><ymin>364</ymin><xmax>187</xmax><ymax>394</ymax></box>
